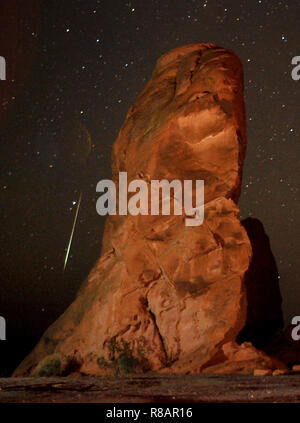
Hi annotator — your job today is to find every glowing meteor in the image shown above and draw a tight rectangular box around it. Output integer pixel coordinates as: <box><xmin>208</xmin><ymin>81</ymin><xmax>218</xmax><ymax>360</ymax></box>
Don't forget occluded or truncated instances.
<box><xmin>60</xmin><ymin>120</ymin><xmax>92</xmax><ymax>274</ymax></box>
<box><xmin>63</xmin><ymin>191</ymin><xmax>82</xmax><ymax>273</ymax></box>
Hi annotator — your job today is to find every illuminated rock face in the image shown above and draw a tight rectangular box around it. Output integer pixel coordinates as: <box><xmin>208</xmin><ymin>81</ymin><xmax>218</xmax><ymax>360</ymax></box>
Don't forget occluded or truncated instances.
<box><xmin>15</xmin><ymin>43</ymin><xmax>284</xmax><ymax>377</ymax></box>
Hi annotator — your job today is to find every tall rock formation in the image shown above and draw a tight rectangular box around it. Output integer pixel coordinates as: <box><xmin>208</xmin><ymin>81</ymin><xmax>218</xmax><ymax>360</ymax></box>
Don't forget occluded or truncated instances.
<box><xmin>14</xmin><ymin>43</ymin><xmax>285</xmax><ymax>377</ymax></box>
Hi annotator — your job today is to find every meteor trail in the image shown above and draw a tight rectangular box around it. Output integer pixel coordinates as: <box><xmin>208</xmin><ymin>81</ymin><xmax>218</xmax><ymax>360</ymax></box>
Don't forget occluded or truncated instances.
<box><xmin>63</xmin><ymin>191</ymin><xmax>82</xmax><ymax>273</ymax></box>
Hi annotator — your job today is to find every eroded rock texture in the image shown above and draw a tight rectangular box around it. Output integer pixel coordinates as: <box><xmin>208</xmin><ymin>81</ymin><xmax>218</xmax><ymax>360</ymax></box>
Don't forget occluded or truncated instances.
<box><xmin>14</xmin><ymin>43</ymin><xmax>285</xmax><ymax>377</ymax></box>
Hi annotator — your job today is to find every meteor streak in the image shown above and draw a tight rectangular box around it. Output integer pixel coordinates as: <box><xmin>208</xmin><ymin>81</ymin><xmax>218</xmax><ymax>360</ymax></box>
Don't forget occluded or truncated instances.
<box><xmin>63</xmin><ymin>191</ymin><xmax>82</xmax><ymax>273</ymax></box>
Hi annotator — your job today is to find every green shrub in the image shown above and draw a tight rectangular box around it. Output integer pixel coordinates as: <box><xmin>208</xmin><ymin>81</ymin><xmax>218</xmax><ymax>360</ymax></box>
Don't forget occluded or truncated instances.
<box><xmin>97</xmin><ymin>338</ymin><xmax>148</xmax><ymax>375</ymax></box>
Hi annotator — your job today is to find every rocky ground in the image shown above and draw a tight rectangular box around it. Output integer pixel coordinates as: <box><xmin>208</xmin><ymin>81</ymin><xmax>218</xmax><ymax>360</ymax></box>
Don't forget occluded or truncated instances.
<box><xmin>1</xmin><ymin>374</ymin><xmax>300</xmax><ymax>403</ymax></box>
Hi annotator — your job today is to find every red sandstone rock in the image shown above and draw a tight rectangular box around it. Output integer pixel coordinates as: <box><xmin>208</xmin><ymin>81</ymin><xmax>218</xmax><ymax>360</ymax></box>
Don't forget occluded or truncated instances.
<box><xmin>13</xmin><ymin>43</ymin><xmax>284</xmax><ymax>377</ymax></box>
<box><xmin>254</xmin><ymin>369</ymin><xmax>272</xmax><ymax>376</ymax></box>
<box><xmin>293</xmin><ymin>364</ymin><xmax>300</xmax><ymax>372</ymax></box>
<box><xmin>273</xmin><ymin>369</ymin><xmax>289</xmax><ymax>376</ymax></box>
<box><xmin>201</xmin><ymin>341</ymin><xmax>287</xmax><ymax>375</ymax></box>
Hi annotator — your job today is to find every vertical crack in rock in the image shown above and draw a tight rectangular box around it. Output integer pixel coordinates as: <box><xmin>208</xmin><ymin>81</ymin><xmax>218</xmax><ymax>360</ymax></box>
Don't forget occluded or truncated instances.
<box><xmin>189</xmin><ymin>54</ymin><xmax>202</xmax><ymax>84</ymax></box>
<box><xmin>144</xmin><ymin>297</ymin><xmax>168</xmax><ymax>366</ymax></box>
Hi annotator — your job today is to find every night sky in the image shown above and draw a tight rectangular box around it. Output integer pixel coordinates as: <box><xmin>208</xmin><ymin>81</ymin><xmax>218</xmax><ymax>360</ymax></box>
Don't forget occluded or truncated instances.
<box><xmin>0</xmin><ymin>0</ymin><xmax>299</xmax><ymax>346</ymax></box>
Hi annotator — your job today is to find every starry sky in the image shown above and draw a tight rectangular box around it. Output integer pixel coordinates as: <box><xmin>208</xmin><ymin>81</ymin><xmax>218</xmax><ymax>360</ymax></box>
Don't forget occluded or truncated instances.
<box><xmin>0</xmin><ymin>0</ymin><xmax>299</xmax><ymax>343</ymax></box>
